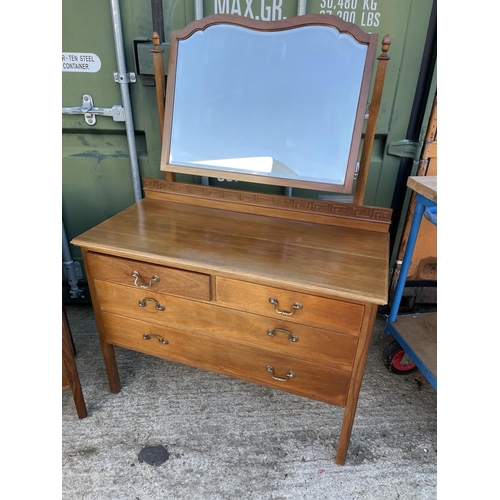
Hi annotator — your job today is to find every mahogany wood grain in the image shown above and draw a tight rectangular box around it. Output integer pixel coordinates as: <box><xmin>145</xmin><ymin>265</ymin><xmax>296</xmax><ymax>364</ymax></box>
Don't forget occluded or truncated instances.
<box><xmin>354</xmin><ymin>35</ymin><xmax>391</xmax><ymax>205</ymax></box>
<box><xmin>335</xmin><ymin>303</ymin><xmax>378</xmax><ymax>465</ymax></box>
<box><xmin>72</xmin><ymin>199</ymin><xmax>389</xmax><ymax>305</ymax></box>
<box><xmin>151</xmin><ymin>31</ymin><xmax>176</xmax><ymax>184</ymax></box>
<box><xmin>143</xmin><ymin>179</ymin><xmax>392</xmax><ymax>232</ymax></box>
<box><xmin>93</xmin><ymin>280</ymin><xmax>358</xmax><ymax>369</ymax></box>
<box><xmin>62</xmin><ymin>361</ymin><xmax>70</xmax><ymax>390</ymax></box>
<box><xmin>101</xmin><ymin>312</ymin><xmax>352</xmax><ymax>406</ymax></box>
<box><xmin>81</xmin><ymin>249</ymin><xmax>122</xmax><ymax>394</ymax></box>
<box><xmin>71</xmin><ymin>9</ymin><xmax>393</xmax><ymax>465</ymax></box>
<box><xmin>215</xmin><ymin>277</ymin><xmax>364</xmax><ymax>335</ymax></box>
<box><xmin>72</xmin><ymin>188</ymin><xmax>391</xmax><ymax>464</ymax></box>
<box><xmin>151</xmin><ymin>31</ymin><xmax>165</xmax><ymax>139</ymax></box>
<box><xmin>87</xmin><ymin>252</ymin><xmax>211</xmax><ymax>301</ymax></box>
<box><xmin>62</xmin><ymin>306</ymin><xmax>87</xmax><ymax>419</ymax></box>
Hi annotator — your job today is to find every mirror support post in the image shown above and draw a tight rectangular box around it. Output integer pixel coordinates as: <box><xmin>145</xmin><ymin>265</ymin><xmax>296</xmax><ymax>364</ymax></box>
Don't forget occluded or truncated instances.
<box><xmin>353</xmin><ymin>35</ymin><xmax>391</xmax><ymax>205</ymax></box>
<box><xmin>151</xmin><ymin>32</ymin><xmax>176</xmax><ymax>182</ymax></box>
<box><xmin>151</xmin><ymin>32</ymin><xmax>165</xmax><ymax>138</ymax></box>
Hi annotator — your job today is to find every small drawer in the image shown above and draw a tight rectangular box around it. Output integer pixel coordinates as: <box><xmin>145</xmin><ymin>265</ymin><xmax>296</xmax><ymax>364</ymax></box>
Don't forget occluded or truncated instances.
<box><xmin>101</xmin><ymin>312</ymin><xmax>351</xmax><ymax>406</ymax></box>
<box><xmin>94</xmin><ymin>281</ymin><xmax>357</xmax><ymax>369</ymax></box>
<box><xmin>216</xmin><ymin>277</ymin><xmax>364</xmax><ymax>335</ymax></box>
<box><xmin>87</xmin><ymin>252</ymin><xmax>211</xmax><ymax>301</ymax></box>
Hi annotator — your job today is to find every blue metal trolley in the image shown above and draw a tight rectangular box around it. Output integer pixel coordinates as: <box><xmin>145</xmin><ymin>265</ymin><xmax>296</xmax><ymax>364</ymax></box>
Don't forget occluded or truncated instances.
<box><xmin>385</xmin><ymin>176</ymin><xmax>437</xmax><ymax>390</ymax></box>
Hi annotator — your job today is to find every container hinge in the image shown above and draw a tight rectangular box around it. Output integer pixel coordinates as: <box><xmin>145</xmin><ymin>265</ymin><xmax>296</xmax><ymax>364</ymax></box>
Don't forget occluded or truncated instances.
<box><xmin>62</xmin><ymin>94</ymin><xmax>126</xmax><ymax>126</ymax></box>
<box><xmin>386</xmin><ymin>139</ymin><xmax>424</xmax><ymax>160</ymax></box>
<box><xmin>62</xmin><ymin>259</ymin><xmax>84</xmax><ymax>298</ymax></box>
<box><xmin>114</xmin><ymin>72</ymin><xmax>137</xmax><ymax>84</ymax></box>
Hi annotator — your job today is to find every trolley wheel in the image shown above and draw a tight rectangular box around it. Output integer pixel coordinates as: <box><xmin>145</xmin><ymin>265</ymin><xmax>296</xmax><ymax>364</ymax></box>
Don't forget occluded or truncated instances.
<box><xmin>382</xmin><ymin>340</ymin><xmax>418</xmax><ymax>375</ymax></box>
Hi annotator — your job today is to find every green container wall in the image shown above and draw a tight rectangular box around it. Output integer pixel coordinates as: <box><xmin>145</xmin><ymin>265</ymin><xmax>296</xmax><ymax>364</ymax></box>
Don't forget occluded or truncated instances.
<box><xmin>63</xmin><ymin>0</ymin><xmax>436</xmax><ymax>281</ymax></box>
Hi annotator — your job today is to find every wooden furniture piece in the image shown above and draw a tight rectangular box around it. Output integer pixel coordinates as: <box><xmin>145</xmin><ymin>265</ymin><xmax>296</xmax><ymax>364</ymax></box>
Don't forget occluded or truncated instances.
<box><xmin>62</xmin><ymin>305</ymin><xmax>87</xmax><ymax>419</ymax></box>
<box><xmin>385</xmin><ymin>176</ymin><xmax>437</xmax><ymax>389</ymax></box>
<box><xmin>161</xmin><ymin>14</ymin><xmax>390</xmax><ymax>198</ymax></box>
<box><xmin>72</xmin><ymin>14</ymin><xmax>392</xmax><ymax>464</ymax></box>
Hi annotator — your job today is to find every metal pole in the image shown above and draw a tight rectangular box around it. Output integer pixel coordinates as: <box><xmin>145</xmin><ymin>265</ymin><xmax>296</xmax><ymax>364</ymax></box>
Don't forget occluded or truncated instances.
<box><xmin>193</xmin><ymin>0</ymin><xmax>209</xmax><ymax>186</ymax></box>
<box><xmin>151</xmin><ymin>0</ymin><xmax>165</xmax><ymax>43</ymax></box>
<box><xmin>62</xmin><ymin>222</ymin><xmax>84</xmax><ymax>299</ymax></box>
<box><xmin>297</xmin><ymin>0</ymin><xmax>307</xmax><ymax>15</ymax></box>
<box><xmin>194</xmin><ymin>0</ymin><xmax>204</xmax><ymax>21</ymax></box>
<box><xmin>110</xmin><ymin>0</ymin><xmax>142</xmax><ymax>203</ymax></box>
<box><xmin>388</xmin><ymin>195</ymin><xmax>429</xmax><ymax>323</ymax></box>
<box><xmin>284</xmin><ymin>1</ymin><xmax>307</xmax><ymax>197</ymax></box>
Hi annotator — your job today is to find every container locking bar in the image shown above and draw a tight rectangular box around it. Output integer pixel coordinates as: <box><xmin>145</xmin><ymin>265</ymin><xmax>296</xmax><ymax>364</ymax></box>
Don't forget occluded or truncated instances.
<box><xmin>62</xmin><ymin>94</ymin><xmax>126</xmax><ymax>126</ymax></box>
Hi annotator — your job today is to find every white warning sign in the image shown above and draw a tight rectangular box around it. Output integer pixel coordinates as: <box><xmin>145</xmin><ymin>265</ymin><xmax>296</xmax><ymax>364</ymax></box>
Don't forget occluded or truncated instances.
<box><xmin>62</xmin><ymin>53</ymin><xmax>102</xmax><ymax>73</ymax></box>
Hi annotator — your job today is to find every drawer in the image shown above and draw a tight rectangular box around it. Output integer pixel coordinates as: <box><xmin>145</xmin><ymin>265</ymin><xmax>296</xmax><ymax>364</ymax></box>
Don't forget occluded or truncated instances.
<box><xmin>94</xmin><ymin>280</ymin><xmax>358</xmax><ymax>369</ymax></box>
<box><xmin>87</xmin><ymin>252</ymin><xmax>211</xmax><ymax>301</ymax></box>
<box><xmin>216</xmin><ymin>277</ymin><xmax>364</xmax><ymax>335</ymax></box>
<box><xmin>101</xmin><ymin>312</ymin><xmax>352</xmax><ymax>406</ymax></box>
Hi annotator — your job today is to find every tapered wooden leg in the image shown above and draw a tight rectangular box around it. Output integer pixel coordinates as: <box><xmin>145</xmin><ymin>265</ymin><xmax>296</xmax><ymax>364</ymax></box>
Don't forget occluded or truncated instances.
<box><xmin>62</xmin><ymin>306</ymin><xmax>87</xmax><ymax>419</ymax></box>
<box><xmin>81</xmin><ymin>248</ymin><xmax>122</xmax><ymax>394</ymax></box>
<box><xmin>100</xmin><ymin>342</ymin><xmax>122</xmax><ymax>394</ymax></box>
<box><xmin>335</xmin><ymin>304</ymin><xmax>378</xmax><ymax>465</ymax></box>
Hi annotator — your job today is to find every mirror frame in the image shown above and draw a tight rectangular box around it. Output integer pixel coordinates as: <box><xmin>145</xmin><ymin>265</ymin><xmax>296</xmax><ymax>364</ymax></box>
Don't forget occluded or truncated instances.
<box><xmin>160</xmin><ymin>14</ymin><xmax>379</xmax><ymax>193</ymax></box>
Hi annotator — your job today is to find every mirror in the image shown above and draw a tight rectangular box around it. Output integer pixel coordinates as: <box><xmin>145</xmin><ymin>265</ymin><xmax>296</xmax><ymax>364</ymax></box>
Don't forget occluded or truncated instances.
<box><xmin>161</xmin><ymin>15</ymin><xmax>378</xmax><ymax>193</ymax></box>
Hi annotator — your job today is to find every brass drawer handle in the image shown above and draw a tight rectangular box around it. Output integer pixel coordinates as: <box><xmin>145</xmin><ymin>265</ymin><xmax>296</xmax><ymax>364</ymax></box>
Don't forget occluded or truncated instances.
<box><xmin>132</xmin><ymin>271</ymin><xmax>160</xmax><ymax>289</ymax></box>
<box><xmin>143</xmin><ymin>333</ymin><xmax>168</xmax><ymax>345</ymax></box>
<box><xmin>138</xmin><ymin>297</ymin><xmax>165</xmax><ymax>311</ymax></box>
<box><xmin>266</xmin><ymin>366</ymin><xmax>295</xmax><ymax>382</ymax></box>
<box><xmin>269</xmin><ymin>297</ymin><xmax>303</xmax><ymax>316</ymax></box>
<box><xmin>267</xmin><ymin>328</ymin><xmax>299</xmax><ymax>342</ymax></box>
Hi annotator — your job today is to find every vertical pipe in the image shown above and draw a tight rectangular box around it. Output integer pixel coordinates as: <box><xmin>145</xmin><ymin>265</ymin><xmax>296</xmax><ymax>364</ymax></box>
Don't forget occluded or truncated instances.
<box><xmin>297</xmin><ymin>0</ymin><xmax>307</xmax><ymax>15</ymax></box>
<box><xmin>151</xmin><ymin>0</ymin><xmax>165</xmax><ymax>43</ymax></box>
<box><xmin>194</xmin><ymin>0</ymin><xmax>204</xmax><ymax>21</ymax></box>
<box><xmin>110</xmin><ymin>0</ymin><xmax>143</xmax><ymax>203</ymax></box>
<box><xmin>388</xmin><ymin>196</ymin><xmax>426</xmax><ymax>323</ymax></box>
<box><xmin>284</xmin><ymin>1</ymin><xmax>307</xmax><ymax>197</ymax></box>
<box><xmin>62</xmin><ymin>222</ymin><xmax>83</xmax><ymax>298</ymax></box>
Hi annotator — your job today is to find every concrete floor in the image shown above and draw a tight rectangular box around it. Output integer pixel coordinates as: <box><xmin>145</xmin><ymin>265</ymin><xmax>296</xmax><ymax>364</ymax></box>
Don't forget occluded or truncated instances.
<box><xmin>62</xmin><ymin>305</ymin><xmax>437</xmax><ymax>499</ymax></box>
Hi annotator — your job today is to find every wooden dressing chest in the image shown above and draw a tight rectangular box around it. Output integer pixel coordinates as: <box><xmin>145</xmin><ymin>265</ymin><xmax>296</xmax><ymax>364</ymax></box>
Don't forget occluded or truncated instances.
<box><xmin>72</xmin><ymin>180</ymin><xmax>391</xmax><ymax>465</ymax></box>
<box><xmin>72</xmin><ymin>13</ymin><xmax>393</xmax><ymax>464</ymax></box>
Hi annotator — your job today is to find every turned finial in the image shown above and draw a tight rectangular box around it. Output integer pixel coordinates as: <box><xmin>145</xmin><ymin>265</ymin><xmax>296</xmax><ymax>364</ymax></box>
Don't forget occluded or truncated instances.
<box><xmin>152</xmin><ymin>31</ymin><xmax>160</xmax><ymax>48</ymax></box>
<box><xmin>379</xmin><ymin>34</ymin><xmax>391</xmax><ymax>60</ymax></box>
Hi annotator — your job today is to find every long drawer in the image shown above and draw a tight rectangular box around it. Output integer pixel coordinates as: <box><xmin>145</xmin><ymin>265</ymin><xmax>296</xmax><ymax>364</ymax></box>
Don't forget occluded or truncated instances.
<box><xmin>93</xmin><ymin>280</ymin><xmax>358</xmax><ymax>369</ymax></box>
<box><xmin>101</xmin><ymin>312</ymin><xmax>352</xmax><ymax>406</ymax></box>
<box><xmin>216</xmin><ymin>277</ymin><xmax>364</xmax><ymax>335</ymax></box>
<box><xmin>87</xmin><ymin>252</ymin><xmax>211</xmax><ymax>301</ymax></box>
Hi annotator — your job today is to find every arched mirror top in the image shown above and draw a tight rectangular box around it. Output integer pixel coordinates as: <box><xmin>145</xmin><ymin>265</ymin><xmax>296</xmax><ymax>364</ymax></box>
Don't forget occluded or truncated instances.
<box><xmin>161</xmin><ymin>14</ymin><xmax>379</xmax><ymax>193</ymax></box>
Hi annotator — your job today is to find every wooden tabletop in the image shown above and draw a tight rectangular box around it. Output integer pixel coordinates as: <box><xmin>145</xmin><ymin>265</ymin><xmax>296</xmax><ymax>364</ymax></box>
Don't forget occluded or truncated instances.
<box><xmin>72</xmin><ymin>198</ymin><xmax>390</xmax><ymax>305</ymax></box>
<box><xmin>407</xmin><ymin>176</ymin><xmax>437</xmax><ymax>202</ymax></box>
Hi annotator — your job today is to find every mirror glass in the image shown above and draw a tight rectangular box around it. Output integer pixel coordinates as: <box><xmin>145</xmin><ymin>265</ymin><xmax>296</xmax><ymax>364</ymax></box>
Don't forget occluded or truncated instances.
<box><xmin>166</xmin><ymin>23</ymin><xmax>370</xmax><ymax>189</ymax></box>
